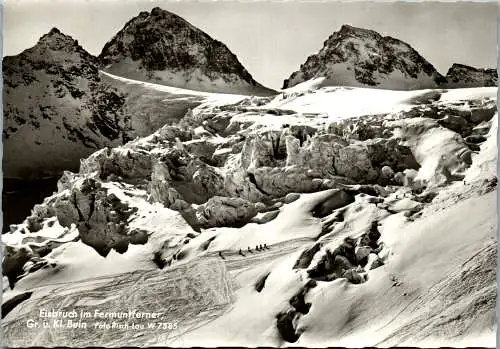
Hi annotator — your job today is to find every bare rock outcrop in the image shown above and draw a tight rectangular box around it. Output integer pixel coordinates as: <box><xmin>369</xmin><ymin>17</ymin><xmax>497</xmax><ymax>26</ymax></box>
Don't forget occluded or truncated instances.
<box><xmin>196</xmin><ymin>196</ymin><xmax>258</xmax><ymax>228</ymax></box>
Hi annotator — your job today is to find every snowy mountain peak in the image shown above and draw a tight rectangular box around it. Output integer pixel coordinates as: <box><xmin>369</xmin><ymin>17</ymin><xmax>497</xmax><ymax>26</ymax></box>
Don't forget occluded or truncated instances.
<box><xmin>3</xmin><ymin>29</ymin><xmax>124</xmax><ymax>179</ymax></box>
<box><xmin>99</xmin><ymin>7</ymin><xmax>275</xmax><ymax>95</ymax></box>
<box><xmin>443</xmin><ymin>63</ymin><xmax>498</xmax><ymax>88</ymax></box>
<box><xmin>283</xmin><ymin>25</ymin><xmax>446</xmax><ymax>90</ymax></box>
<box><xmin>4</xmin><ymin>28</ymin><xmax>98</xmax><ymax>87</ymax></box>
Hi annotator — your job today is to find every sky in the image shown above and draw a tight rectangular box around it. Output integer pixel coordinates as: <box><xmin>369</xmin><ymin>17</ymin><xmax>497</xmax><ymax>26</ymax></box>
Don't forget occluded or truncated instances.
<box><xmin>3</xmin><ymin>0</ymin><xmax>498</xmax><ymax>89</ymax></box>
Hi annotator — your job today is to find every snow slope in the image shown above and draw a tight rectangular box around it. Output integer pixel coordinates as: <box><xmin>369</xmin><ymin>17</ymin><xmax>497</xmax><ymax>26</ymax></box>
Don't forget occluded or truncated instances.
<box><xmin>165</xmin><ymin>188</ymin><xmax>496</xmax><ymax>347</ymax></box>
<box><xmin>295</xmin><ymin>190</ymin><xmax>496</xmax><ymax>347</ymax></box>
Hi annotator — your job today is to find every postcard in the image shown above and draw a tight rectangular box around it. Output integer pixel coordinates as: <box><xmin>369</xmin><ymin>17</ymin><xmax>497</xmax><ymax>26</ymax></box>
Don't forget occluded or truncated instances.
<box><xmin>1</xmin><ymin>0</ymin><xmax>497</xmax><ymax>347</ymax></box>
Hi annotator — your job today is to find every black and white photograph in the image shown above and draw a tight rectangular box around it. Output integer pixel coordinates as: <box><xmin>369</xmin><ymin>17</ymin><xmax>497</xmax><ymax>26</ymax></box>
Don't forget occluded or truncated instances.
<box><xmin>1</xmin><ymin>0</ymin><xmax>498</xmax><ymax>347</ymax></box>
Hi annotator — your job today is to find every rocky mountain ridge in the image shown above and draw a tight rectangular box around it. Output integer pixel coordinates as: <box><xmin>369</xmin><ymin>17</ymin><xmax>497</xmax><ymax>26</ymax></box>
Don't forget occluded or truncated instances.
<box><xmin>283</xmin><ymin>24</ymin><xmax>497</xmax><ymax>90</ymax></box>
<box><xmin>443</xmin><ymin>63</ymin><xmax>498</xmax><ymax>88</ymax></box>
<box><xmin>2</xmin><ymin>24</ymin><xmax>249</xmax><ymax>179</ymax></box>
<box><xmin>99</xmin><ymin>7</ymin><xmax>275</xmax><ymax>95</ymax></box>
<box><xmin>3</xmin><ymin>28</ymin><xmax>127</xmax><ymax>179</ymax></box>
<box><xmin>283</xmin><ymin>24</ymin><xmax>446</xmax><ymax>90</ymax></box>
<box><xmin>4</xmin><ymin>17</ymin><xmax>496</xmax><ymax>178</ymax></box>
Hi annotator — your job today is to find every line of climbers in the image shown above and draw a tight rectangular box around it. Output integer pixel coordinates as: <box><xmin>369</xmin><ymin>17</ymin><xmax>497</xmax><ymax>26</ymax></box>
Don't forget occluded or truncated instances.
<box><xmin>218</xmin><ymin>244</ymin><xmax>270</xmax><ymax>259</ymax></box>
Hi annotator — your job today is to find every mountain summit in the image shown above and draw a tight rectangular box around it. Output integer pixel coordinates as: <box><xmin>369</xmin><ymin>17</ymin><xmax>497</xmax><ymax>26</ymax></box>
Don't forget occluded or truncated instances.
<box><xmin>443</xmin><ymin>63</ymin><xmax>498</xmax><ymax>88</ymax></box>
<box><xmin>99</xmin><ymin>7</ymin><xmax>274</xmax><ymax>95</ymax></box>
<box><xmin>3</xmin><ymin>28</ymin><xmax>126</xmax><ymax>179</ymax></box>
<box><xmin>5</xmin><ymin>27</ymin><xmax>99</xmax><ymax>78</ymax></box>
<box><xmin>283</xmin><ymin>24</ymin><xmax>446</xmax><ymax>90</ymax></box>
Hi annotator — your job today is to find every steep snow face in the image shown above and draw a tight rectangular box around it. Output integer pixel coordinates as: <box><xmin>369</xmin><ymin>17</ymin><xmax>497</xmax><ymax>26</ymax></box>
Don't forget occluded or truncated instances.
<box><xmin>3</xmin><ymin>28</ymin><xmax>126</xmax><ymax>179</ymax></box>
<box><xmin>99</xmin><ymin>7</ymin><xmax>275</xmax><ymax>96</ymax></box>
<box><xmin>283</xmin><ymin>25</ymin><xmax>445</xmax><ymax>90</ymax></box>
<box><xmin>293</xmin><ymin>191</ymin><xmax>496</xmax><ymax>348</ymax></box>
<box><xmin>2</xmin><ymin>86</ymin><xmax>496</xmax><ymax>347</ymax></box>
<box><xmin>443</xmin><ymin>63</ymin><xmax>498</xmax><ymax>88</ymax></box>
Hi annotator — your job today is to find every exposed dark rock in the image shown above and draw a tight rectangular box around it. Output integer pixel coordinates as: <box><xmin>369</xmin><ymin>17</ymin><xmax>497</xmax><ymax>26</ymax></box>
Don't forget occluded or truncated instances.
<box><xmin>443</xmin><ymin>63</ymin><xmax>498</xmax><ymax>88</ymax></box>
<box><xmin>152</xmin><ymin>251</ymin><xmax>167</xmax><ymax>269</ymax></box>
<box><xmin>2</xmin><ymin>292</ymin><xmax>33</xmax><ymax>318</ymax></box>
<box><xmin>437</xmin><ymin>114</ymin><xmax>471</xmax><ymax>137</ymax></box>
<box><xmin>470</xmin><ymin>104</ymin><xmax>497</xmax><ymax>123</ymax></box>
<box><xmin>196</xmin><ymin>196</ymin><xmax>258</xmax><ymax>229</ymax></box>
<box><xmin>370</xmin><ymin>255</ymin><xmax>385</xmax><ymax>270</ymax></box>
<box><xmin>290</xmin><ymin>288</ymin><xmax>312</xmax><ymax>314</ymax></box>
<box><xmin>255</xmin><ymin>272</ymin><xmax>271</xmax><ymax>293</ymax></box>
<box><xmin>293</xmin><ymin>243</ymin><xmax>321</xmax><ymax>269</ymax></box>
<box><xmin>359</xmin><ymin>221</ymin><xmax>381</xmax><ymax>249</ymax></box>
<box><xmin>308</xmin><ymin>237</ymin><xmax>358</xmax><ymax>281</ymax></box>
<box><xmin>276</xmin><ymin>309</ymin><xmax>300</xmax><ymax>343</ymax></box>
<box><xmin>355</xmin><ymin>246</ymin><xmax>373</xmax><ymax>267</ymax></box>
<box><xmin>343</xmin><ymin>269</ymin><xmax>366</xmax><ymax>284</ymax></box>
<box><xmin>312</xmin><ymin>190</ymin><xmax>355</xmax><ymax>218</ymax></box>
<box><xmin>284</xmin><ymin>193</ymin><xmax>301</xmax><ymax>204</ymax></box>
<box><xmin>2</xmin><ymin>246</ymin><xmax>34</xmax><ymax>289</ymax></box>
